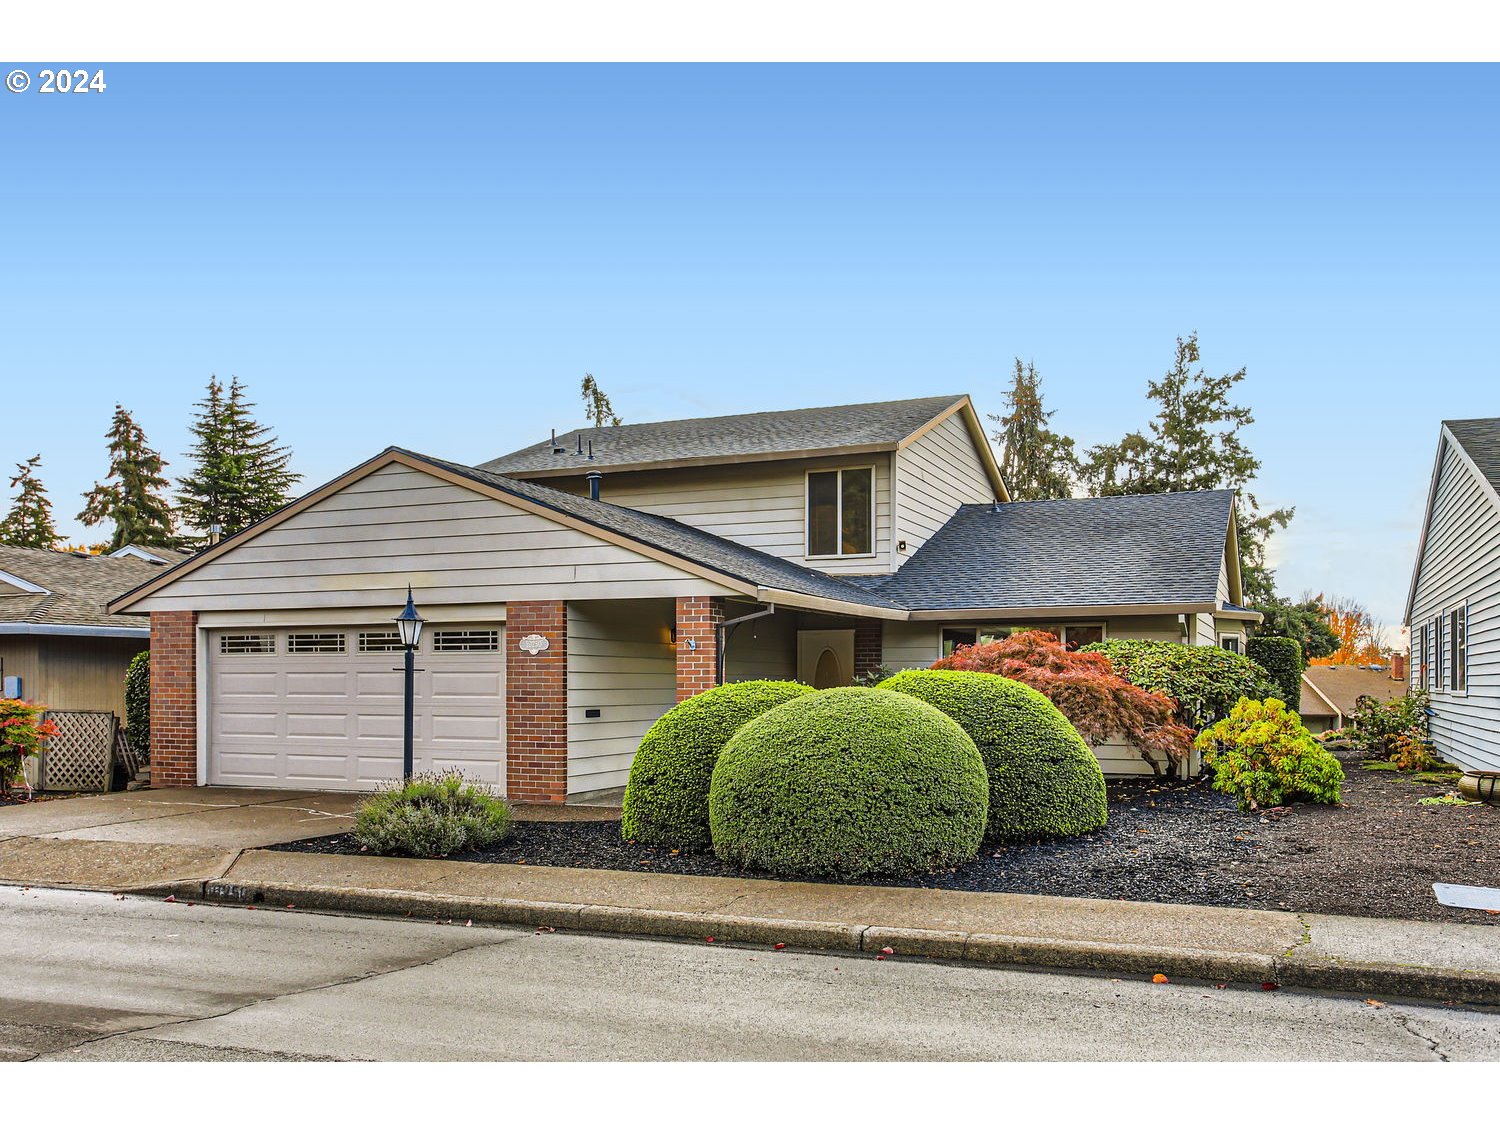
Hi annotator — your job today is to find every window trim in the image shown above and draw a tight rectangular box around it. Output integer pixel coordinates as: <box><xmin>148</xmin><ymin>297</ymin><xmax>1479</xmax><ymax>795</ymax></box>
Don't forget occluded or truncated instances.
<box><xmin>1434</xmin><ymin>613</ymin><xmax>1445</xmax><ymax>693</ymax></box>
<box><xmin>1218</xmin><ymin>632</ymin><xmax>1243</xmax><ymax>654</ymax></box>
<box><xmin>287</xmin><ymin>632</ymin><xmax>347</xmax><ymax>655</ymax></box>
<box><xmin>218</xmin><ymin>633</ymin><xmax>276</xmax><ymax>655</ymax></box>
<box><xmin>804</xmin><ymin>465</ymin><xmax>877</xmax><ymax>560</ymax></box>
<box><xmin>936</xmin><ymin>621</ymin><xmax>1108</xmax><ymax>659</ymax></box>
<box><xmin>1449</xmin><ymin>603</ymin><xmax>1468</xmax><ymax>696</ymax></box>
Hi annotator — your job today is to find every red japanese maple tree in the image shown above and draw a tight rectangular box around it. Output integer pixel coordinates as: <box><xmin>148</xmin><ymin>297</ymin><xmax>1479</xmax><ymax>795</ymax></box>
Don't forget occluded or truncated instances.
<box><xmin>932</xmin><ymin>630</ymin><xmax>1195</xmax><ymax>774</ymax></box>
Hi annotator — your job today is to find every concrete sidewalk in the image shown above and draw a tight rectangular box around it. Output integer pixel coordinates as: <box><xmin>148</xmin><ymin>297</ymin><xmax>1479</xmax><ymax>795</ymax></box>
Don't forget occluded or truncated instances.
<box><xmin>3</xmin><ymin>790</ymin><xmax>1498</xmax><ymax>1004</ymax></box>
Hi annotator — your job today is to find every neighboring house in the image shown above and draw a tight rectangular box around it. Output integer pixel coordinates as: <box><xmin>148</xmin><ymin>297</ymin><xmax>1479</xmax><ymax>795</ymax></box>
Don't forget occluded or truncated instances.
<box><xmin>1405</xmin><ymin>417</ymin><xmax>1500</xmax><ymax>772</ymax></box>
<box><xmin>109</xmin><ymin>394</ymin><xmax>1258</xmax><ymax>798</ymax></box>
<box><xmin>0</xmin><ymin>545</ymin><xmax>175</xmax><ymax>721</ymax></box>
<box><xmin>1298</xmin><ymin>663</ymin><xmax>1407</xmax><ymax>735</ymax></box>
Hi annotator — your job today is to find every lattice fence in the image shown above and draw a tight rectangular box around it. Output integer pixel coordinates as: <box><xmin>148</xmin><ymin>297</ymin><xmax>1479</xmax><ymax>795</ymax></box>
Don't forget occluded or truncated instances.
<box><xmin>37</xmin><ymin>710</ymin><xmax>118</xmax><ymax>792</ymax></box>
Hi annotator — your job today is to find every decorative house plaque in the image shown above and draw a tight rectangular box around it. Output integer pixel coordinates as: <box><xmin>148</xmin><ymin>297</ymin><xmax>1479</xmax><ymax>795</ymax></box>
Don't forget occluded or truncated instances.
<box><xmin>518</xmin><ymin>633</ymin><xmax>550</xmax><ymax>655</ymax></box>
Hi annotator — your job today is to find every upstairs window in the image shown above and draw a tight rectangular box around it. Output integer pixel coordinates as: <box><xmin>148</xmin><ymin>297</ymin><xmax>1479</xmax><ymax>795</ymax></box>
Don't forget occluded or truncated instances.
<box><xmin>807</xmin><ymin>467</ymin><xmax>873</xmax><ymax>557</ymax></box>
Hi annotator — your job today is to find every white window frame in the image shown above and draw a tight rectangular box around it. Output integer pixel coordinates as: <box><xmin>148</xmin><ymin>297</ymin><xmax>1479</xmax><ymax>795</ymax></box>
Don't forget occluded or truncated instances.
<box><xmin>1449</xmin><ymin>603</ymin><xmax>1468</xmax><ymax>696</ymax></box>
<box><xmin>1434</xmin><ymin>614</ymin><xmax>1445</xmax><ymax>693</ymax></box>
<box><xmin>935</xmin><ymin>621</ymin><xmax>1108</xmax><ymax>659</ymax></box>
<box><xmin>1218</xmin><ymin>632</ymin><xmax>1243</xmax><ymax>654</ymax></box>
<box><xmin>805</xmin><ymin>465</ymin><xmax>877</xmax><ymax>560</ymax></box>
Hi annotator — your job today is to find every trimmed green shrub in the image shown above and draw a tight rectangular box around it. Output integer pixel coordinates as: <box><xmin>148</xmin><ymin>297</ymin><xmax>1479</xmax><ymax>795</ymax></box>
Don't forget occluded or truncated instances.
<box><xmin>353</xmin><ymin>771</ymin><xmax>512</xmax><ymax>857</ymax></box>
<box><xmin>879</xmin><ymin>668</ymin><xmax>1108</xmax><ymax>839</ymax></box>
<box><xmin>125</xmin><ymin>650</ymin><xmax>150</xmax><ymax>760</ymax></box>
<box><xmin>1194</xmin><ymin>698</ymin><xmax>1344</xmax><ymax>811</ymax></box>
<box><xmin>1082</xmin><ymin>638</ymin><xmax>1284</xmax><ymax>728</ymax></box>
<box><xmin>621</xmin><ymin>680</ymin><xmax>813</xmax><ymax>848</ymax></box>
<box><xmin>1247</xmin><ymin>636</ymin><xmax>1303</xmax><ymax>711</ymax></box>
<box><xmin>708</xmin><ymin>687</ymin><xmax>988</xmax><ymax>879</ymax></box>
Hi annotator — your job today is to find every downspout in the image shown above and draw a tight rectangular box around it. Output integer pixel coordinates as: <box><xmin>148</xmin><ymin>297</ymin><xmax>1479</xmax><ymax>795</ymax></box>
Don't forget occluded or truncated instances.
<box><xmin>717</xmin><ymin>604</ymin><xmax>776</xmax><ymax>685</ymax></box>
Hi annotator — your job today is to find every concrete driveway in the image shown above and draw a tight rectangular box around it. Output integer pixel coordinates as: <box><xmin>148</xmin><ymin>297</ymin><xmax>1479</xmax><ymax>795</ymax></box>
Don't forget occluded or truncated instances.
<box><xmin>0</xmin><ymin>788</ymin><xmax>361</xmax><ymax>893</ymax></box>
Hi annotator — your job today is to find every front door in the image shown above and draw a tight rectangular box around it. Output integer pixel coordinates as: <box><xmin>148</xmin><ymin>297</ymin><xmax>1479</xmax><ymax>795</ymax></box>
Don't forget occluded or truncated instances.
<box><xmin>797</xmin><ymin>629</ymin><xmax>855</xmax><ymax>689</ymax></box>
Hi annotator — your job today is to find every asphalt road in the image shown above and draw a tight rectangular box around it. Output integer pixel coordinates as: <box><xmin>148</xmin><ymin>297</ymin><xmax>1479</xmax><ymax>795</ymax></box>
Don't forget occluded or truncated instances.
<box><xmin>6</xmin><ymin>885</ymin><xmax>1500</xmax><ymax>1061</ymax></box>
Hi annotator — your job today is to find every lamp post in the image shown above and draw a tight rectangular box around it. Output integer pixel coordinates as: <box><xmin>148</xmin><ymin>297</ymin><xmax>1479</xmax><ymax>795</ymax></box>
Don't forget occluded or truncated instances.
<box><xmin>394</xmin><ymin>586</ymin><xmax>425</xmax><ymax>781</ymax></box>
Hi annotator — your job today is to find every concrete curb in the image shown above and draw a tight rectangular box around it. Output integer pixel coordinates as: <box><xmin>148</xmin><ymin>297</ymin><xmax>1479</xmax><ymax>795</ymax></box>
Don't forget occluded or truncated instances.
<box><xmin>169</xmin><ymin>874</ymin><xmax>1500</xmax><ymax>1005</ymax></box>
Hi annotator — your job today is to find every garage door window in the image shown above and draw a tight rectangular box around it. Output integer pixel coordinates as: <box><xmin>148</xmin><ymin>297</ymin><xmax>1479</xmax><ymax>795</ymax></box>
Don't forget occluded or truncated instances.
<box><xmin>288</xmin><ymin>632</ymin><xmax>346</xmax><ymax>654</ymax></box>
<box><xmin>433</xmin><ymin>629</ymin><xmax>500</xmax><ymax>652</ymax></box>
<box><xmin>219</xmin><ymin>634</ymin><xmax>275</xmax><ymax>655</ymax></box>
<box><xmin>357</xmin><ymin>630</ymin><xmax>404</xmax><ymax>653</ymax></box>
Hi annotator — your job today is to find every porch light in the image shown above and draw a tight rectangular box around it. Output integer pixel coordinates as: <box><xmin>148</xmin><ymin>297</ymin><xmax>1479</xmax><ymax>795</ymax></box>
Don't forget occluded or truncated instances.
<box><xmin>395</xmin><ymin>587</ymin><xmax>425</xmax><ymax>649</ymax></box>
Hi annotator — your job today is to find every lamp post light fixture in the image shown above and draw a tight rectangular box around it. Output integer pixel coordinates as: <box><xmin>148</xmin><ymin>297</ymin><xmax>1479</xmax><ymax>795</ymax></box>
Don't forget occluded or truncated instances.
<box><xmin>394</xmin><ymin>586</ymin><xmax>425</xmax><ymax>781</ymax></box>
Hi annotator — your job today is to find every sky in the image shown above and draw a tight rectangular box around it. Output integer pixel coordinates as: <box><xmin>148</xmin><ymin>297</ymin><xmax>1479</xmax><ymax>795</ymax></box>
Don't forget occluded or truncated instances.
<box><xmin>1</xmin><ymin>63</ymin><xmax>1495</xmax><ymax>631</ymax></box>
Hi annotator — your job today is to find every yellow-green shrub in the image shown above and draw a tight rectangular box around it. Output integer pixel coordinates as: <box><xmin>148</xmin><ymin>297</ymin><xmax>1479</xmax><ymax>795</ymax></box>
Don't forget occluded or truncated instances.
<box><xmin>1195</xmin><ymin>698</ymin><xmax>1343</xmax><ymax>811</ymax></box>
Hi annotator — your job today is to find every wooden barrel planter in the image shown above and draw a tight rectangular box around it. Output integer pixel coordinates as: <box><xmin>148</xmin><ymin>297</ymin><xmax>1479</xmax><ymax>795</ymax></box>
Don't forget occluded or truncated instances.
<box><xmin>1458</xmin><ymin>771</ymin><xmax>1500</xmax><ymax>806</ymax></box>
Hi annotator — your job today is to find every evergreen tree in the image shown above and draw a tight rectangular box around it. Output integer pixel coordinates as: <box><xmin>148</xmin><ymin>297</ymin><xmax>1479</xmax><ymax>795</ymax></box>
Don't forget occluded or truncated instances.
<box><xmin>0</xmin><ymin>455</ymin><xmax>60</xmax><ymax>550</ymax></box>
<box><xmin>1253</xmin><ymin>594</ymin><xmax>1340</xmax><ymax>661</ymax></box>
<box><xmin>177</xmin><ymin>376</ymin><xmax>300</xmax><ymax>544</ymax></box>
<box><xmin>989</xmin><ymin>358</ymin><xmax>1077</xmax><ymax>501</ymax></box>
<box><xmin>581</xmin><ymin>373</ymin><xmax>624</xmax><ymax>427</ymax></box>
<box><xmin>78</xmin><ymin>405</ymin><xmax>178</xmax><ymax>551</ymax></box>
<box><xmin>1081</xmin><ymin>333</ymin><xmax>1292</xmax><ymax>601</ymax></box>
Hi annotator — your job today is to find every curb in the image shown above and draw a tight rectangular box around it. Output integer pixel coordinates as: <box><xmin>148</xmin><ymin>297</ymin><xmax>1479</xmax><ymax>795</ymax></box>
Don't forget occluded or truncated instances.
<box><xmin>171</xmin><ymin>876</ymin><xmax>1500</xmax><ymax>1005</ymax></box>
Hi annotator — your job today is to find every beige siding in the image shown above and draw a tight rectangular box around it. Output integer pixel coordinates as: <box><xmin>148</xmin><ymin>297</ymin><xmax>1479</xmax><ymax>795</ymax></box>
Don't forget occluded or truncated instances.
<box><xmin>128</xmin><ymin>462</ymin><xmax>737</xmax><ymax>613</ymax></box>
<box><xmin>1409</xmin><ymin>437</ymin><xmax>1500</xmax><ymax>772</ymax></box>
<box><xmin>567</xmin><ymin>600</ymin><xmax>677</xmax><ymax>795</ymax></box>
<box><xmin>1</xmin><ymin>636</ymin><xmax>143</xmax><ymax>718</ymax></box>
<box><xmin>723</xmin><ymin>610</ymin><xmax>798</xmax><ymax>682</ymax></box>
<box><xmin>548</xmin><ymin>454</ymin><xmax>896</xmax><ymax>575</ymax></box>
<box><xmin>893</xmin><ymin>412</ymin><xmax>998</xmax><ymax>561</ymax></box>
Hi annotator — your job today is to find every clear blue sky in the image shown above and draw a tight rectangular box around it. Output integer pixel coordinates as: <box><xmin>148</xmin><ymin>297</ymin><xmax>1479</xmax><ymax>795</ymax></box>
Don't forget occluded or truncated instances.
<box><xmin>2</xmin><ymin>64</ymin><xmax>1495</xmax><ymax>629</ymax></box>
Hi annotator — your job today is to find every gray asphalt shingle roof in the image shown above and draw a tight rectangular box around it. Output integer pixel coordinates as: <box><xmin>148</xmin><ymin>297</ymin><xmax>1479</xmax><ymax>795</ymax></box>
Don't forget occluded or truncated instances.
<box><xmin>860</xmin><ymin>490</ymin><xmax>1236</xmax><ymax>612</ymax></box>
<box><xmin>1446</xmin><ymin>418</ymin><xmax>1500</xmax><ymax>492</ymax></box>
<box><xmin>479</xmin><ymin>395</ymin><xmax>968</xmax><ymax>476</ymax></box>
<box><xmin>402</xmin><ymin>451</ymin><xmax>906</xmax><ymax>611</ymax></box>
<box><xmin>0</xmin><ymin>546</ymin><xmax>165</xmax><ymax>630</ymax></box>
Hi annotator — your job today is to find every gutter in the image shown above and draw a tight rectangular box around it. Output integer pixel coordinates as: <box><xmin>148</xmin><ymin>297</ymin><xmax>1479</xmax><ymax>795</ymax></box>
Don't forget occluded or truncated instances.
<box><xmin>0</xmin><ymin>622</ymin><xmax>151</xmax><ymax>639</ymax></box>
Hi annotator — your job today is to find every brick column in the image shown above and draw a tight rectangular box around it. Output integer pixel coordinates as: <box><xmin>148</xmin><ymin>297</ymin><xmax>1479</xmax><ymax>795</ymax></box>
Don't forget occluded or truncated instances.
<box><xmin>676</xmin><ymin>596</ymin><xmax>724</xmax><ymax>701</ymax></box>
<box><xmin>150</xmin><ymin>611</ymin><xmax>199</xmax><ymax>788</ymax></box>
<box><xmin>506</xmin><ymin>601</ymin><xmax>568</xmax><ymax>803</ymax></box>
<box><xmin>853</xmin><ymin>619</ymin><xmax>885</xmax><ymax>680</ymax></box>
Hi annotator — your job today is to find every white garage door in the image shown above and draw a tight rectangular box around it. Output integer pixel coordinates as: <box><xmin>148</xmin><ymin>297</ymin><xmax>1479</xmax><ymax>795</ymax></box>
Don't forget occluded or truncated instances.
<box><xmin>207</xmin><ymin>625</ymin><xmax>506</xmax><ymax>792</ymax></box>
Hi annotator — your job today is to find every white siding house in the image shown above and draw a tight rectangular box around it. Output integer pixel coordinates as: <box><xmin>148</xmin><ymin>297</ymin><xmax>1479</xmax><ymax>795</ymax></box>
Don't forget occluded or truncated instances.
<box><xmin>1405</xmin><ymin>418</ymin><xmax>1500</xmax><ymax>773</ymax></box>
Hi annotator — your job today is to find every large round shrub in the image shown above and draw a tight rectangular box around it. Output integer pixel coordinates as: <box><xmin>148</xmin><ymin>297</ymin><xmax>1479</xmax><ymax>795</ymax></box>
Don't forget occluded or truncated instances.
<box><xmin>879</xmin><ymin>668</ymin><xmax>1107</xmax><ymax>840</ymax></box>
<box><xmin>708</xmin><ymin>687</ymin><xmax>988</xmax><ymax>879</ymax></box>
<box><xmin>621</xmin><ymin>680</ymin><xmax>813</xmax><ymax>848</ymax></box>
<box><xmin>1082</xmin><ymin>639</ymin><xmax>1284</xmax><ymax>728</ymax></box>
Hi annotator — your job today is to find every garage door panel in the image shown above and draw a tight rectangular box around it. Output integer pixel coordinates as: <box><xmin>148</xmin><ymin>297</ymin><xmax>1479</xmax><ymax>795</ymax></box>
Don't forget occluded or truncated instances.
<box><xmin>208</xmin><ymin>626</ymin><xmax>505</xmax><ymax>792</ymax></box>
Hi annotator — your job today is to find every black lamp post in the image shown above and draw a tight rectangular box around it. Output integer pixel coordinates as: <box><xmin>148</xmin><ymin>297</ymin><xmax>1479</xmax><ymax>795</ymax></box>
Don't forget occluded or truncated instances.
<box><xmin>394</xmin><ymin>586</ymin><xmax>425</xmax><ymax>780</ymax></box>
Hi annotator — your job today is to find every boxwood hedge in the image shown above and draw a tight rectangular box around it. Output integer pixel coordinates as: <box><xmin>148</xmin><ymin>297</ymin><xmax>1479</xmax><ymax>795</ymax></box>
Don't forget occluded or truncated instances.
<box><xmin>1246</xmin><ymin>635</ymin><xmax>1304</xmax><ymax>712</ymax></box>
<box><xmin>621</xmin><ymin>679</ymin><xmax>813</xmax><ymax>848</ymax></box>
<box><xmin>708</xmin><ymin>686</ymin><xmax>988</xmax><ymax>879</ymax></box>
<box><xmin>879</xmin><ymin>668</ymin><xmax>1108</xmax><ymax>839</ymax></box>
<box><xmin>1081</xmin><ymin>638</ymin><xmax>1284</xmax><ymax>728</ymax></box>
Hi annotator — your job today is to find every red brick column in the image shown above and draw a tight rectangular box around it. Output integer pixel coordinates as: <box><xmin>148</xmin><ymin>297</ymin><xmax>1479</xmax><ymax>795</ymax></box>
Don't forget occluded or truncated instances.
<box><xmin>854</xmin><ymin>619</ymin><xmax>885</xmax><ymax>680</ymax></box>
<box><xmin>506</xmin><ymin>601</ymin><xmax>568</xmax><ymax>803</ymax></box>
<box><xmin>676</xmin><ymin>596</ymin><xmax>724</xmax><ymax>701</ymax></box>
<box><xmin>150</xmin><ymin>611</ymin><xmax>199</xmax><ymax>788</ymax></box>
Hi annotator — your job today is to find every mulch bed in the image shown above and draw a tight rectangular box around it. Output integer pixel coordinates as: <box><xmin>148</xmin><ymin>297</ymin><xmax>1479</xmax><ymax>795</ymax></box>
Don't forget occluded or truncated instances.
<box><xmin>273</xmin><ymin>750</ymin><xmax>1500</xmax><ymax>925</ymax></box>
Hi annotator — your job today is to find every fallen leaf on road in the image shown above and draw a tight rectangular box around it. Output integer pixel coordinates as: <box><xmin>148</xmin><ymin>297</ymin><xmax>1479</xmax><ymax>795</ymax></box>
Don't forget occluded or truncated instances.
<box><xmin>880</xmin><ymin>946</ymin><xmax>895</xmax><ymax>956</ymax></box>
<box><xmin>1152</xmin><ymin>974</ymin><xmax>1170</xmax><ymax>984</ymax></box>
<box><xmin>1365</xmin><ymin>999</ymin><xmax>1386</xmax><ymax>1008</ymax></box>
<box><xmin>465</xmin><ymin>919</ymin><xmax>472</xmax><ymax>927</ymax></box>
<box><xmin>1261</xmin><ymin>982</ymin><xmax>1279</xmax><ymax>991</ymax></box>
<box><xmin>535</xmin><ymin>926</ymin><xmax>555</xmax><ymax>934</ymax></box>
<box><xmin>876</xmin><ymin>955</ymin><xmax>886</xmax><ymax>961</ymax></box>
<box><xmin>705</xmin><ymin>936</ymin><xmax>715</xmax><ymax>943</ymax></box>
<box><xmin>774</xmin><ymin>943</ymin><xmax>786</xmax><ymax>950</ymax></box>
<box><xmin>164</xmin><ymin>894</ymin><xmax>176</xmax><ymax>903</ymax></box>
<box><xmin>1214</xmin><ymin>983</ymin><xmax>1228</xmax><ymax>990</ymax></box>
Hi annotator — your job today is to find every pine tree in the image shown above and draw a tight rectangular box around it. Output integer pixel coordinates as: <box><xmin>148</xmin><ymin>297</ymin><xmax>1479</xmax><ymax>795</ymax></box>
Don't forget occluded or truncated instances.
<box><xmin>581</xmin><ymin>374</ymin><xmax>624</xmax><ymax>427</ymax></box>
<box><xmin>78</xmin><ymin>405</ymin><xmax>178</xmax><ymax>551</ymax></box>
<box><xmin>1081</xmin><ymin>333</ymin><xmax>1292</xmax><ymax>602</ymax></box>
<box><xmin>178</xmin><ymin>376</ymin><xmax>299</xmax><ymax>544</ymax></box>
<box><xmin>989</xmin><ymin>359</ymin><xmax>1077</xmax><ymax>501</ymax></box>
<box><xmin>0</xmin><ymin>455</ymin><xmax>60</xmax><ymax>550</ymax></box>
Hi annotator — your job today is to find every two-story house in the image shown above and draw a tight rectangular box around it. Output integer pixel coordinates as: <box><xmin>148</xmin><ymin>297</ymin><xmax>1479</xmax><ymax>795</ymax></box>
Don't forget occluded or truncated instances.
<box><xmin>110</xmin><ymin>394</ymin><xmax>1256</xmax><ymax>800</ymax></box>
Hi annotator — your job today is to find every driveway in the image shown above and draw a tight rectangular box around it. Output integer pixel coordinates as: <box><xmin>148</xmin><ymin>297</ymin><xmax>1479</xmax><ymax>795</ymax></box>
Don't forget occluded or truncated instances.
<box><xmin>0</xmin><ymin>788</ymin><xmax>361</xmax><ymax>892</ymax></box>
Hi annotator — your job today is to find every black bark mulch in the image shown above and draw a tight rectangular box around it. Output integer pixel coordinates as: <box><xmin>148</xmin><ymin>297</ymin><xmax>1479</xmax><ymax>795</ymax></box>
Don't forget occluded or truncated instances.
<box><xmin>273</xmin><ymin>751</ymin><xmax>1500</xmax><ymax>925</ymax></box>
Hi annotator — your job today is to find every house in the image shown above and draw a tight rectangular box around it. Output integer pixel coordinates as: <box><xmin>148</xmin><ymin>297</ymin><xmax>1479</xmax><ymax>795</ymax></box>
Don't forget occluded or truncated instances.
<box><xmin>108</xmin><ymin>394</ymin><xmax>1258</xmax><ymax>799</ymax></box>
<box><xmin>1404</xmin><ymin>417</ymin><xmax>1500</xmax><ymax>772</ymax></box>
<box><xmin>0</xmin><ymin>545</ymin><xmax>175</xmax><ymax>721</ymax></box>
<box><xmin>1298</xmin><ymin>662</ymin><xmax>1407</xmax><ymax>735</ymax></box>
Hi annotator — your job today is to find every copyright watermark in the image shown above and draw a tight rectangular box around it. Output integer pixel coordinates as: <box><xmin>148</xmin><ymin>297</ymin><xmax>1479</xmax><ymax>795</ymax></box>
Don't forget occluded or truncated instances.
<box><xmin>5</xmin><ymin>67</ymin><xmax>106</xmax><ymax>94</ymax></box>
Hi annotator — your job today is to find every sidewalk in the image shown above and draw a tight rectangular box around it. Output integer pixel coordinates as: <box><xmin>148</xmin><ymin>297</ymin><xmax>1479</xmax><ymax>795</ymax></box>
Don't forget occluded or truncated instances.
<box><xmin>3</xmin><ymin>791</ymin><xmax>1498</xmax><ymax>1004</ymax></box>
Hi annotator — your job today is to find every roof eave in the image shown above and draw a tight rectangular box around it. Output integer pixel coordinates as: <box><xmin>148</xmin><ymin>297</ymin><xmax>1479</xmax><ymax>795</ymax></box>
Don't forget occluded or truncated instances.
<box><xmin>491</xmin><ymin>442</ymin><xmax>904</xmax><ymax>480</ymax></box>
<box><xmin>753</xmin><ymin>586</ymin><xmax>908</xmax><ymax>621</ymax></box>
<box><xmin>907</xmin><ymin>602</ymin><xmax>1220</xmax><ymax>621</ymax></box>
<box><xmin>0</xmin><ymin>622</ymin><xmax>150</xmax><ymax>638</ymax></box>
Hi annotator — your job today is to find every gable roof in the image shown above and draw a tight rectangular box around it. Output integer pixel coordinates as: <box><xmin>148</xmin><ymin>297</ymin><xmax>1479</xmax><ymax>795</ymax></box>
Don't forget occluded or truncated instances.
<box><xmin>111</xmin><ymin>543</ymin><xmax>194</xmax><ymax>566</ymax></box>
<box><xmin>1404</xmin><ymin>418</ymin><xmax>1500</xmax><ymax>624</ymax></box>
<box><xmin>480</xmin><ymin>394</ymin><xmax>1005</xmax><ymax>493</ymax></box>
<box><xmin>1302</xmin><ymin>665</ymin><xmax>1406</xmax><ymax>719</ymax></box>
<box><xmin>0</xmin><ymin>546</ymin><xmax>161</xmax><ymax>635</ymax></box>
<box><xmin>861</xmin><ymin>490</ymin><xmax>1239</xmax><ymax>615</ymax></box>
<box><xmin>109</xmin><ymin>448</ymin><xmax>907</xmax><ymax>618</ymax></box>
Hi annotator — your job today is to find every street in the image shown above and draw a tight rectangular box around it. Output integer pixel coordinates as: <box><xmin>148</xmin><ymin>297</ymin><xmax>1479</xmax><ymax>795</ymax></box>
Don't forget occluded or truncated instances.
<box><xmin>5</xmin><ymin>885</ymin><xmax>1499</xmax><ymax>1061</ymax></box>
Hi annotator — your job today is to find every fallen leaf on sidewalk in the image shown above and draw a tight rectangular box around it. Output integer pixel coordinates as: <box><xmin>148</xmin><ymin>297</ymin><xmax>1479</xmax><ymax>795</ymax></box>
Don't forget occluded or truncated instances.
<box><xmin>774</xmin><ymin>943</ymin><xmax>786</xmax><ymax>950</ymax></box>
<box><xmin>880</xmin><ymin>946</ymin><xmax>895</xmax><ymax>956</ymax></box>
<box><xmin>875</xmin><ymin>955</ymin><xmax>886</xmax><ymax>961</ymax></box>
<box><xmin>164</xmin><ymin>894</ymin><xmax>176</xmax><ymax>903</ymax></box>
<box><xmin>1152</xmin><ymin>973</ymin><xmax>1170</xmax><ymax>984</ymax></box>
<box><xmin>1365</xmin><ymin>999</ymin><xmax>1386</xmax><ymax>1008</ymax></box>
<box><xmin>465</xmin><ymin>919</ymin><xmax>472</xmax><ymax>927</ymax></box>
<box><xmin>705</xmin><ymin>936</ymin><xmax>715</xmax><ymax>943</ymax></box>
<box><xmin>1214</xmin><ymin>983</ymin><xmax>1228</xmax><ymax>990</ymax></box>
<box><xmin>535</xmin><ymin>925</ymin><xmax>555</xmax><ymax>934</ymax></box>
